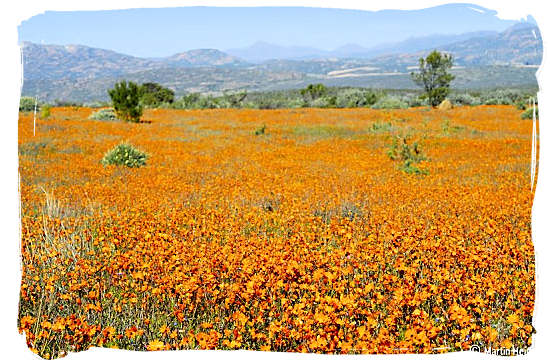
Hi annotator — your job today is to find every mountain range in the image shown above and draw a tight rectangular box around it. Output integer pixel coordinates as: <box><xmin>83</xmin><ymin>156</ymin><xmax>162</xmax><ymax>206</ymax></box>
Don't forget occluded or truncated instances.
<box><xmin>20</xmin><ymin>22</ymin><xmax>542</xmax><ymax>103</ymax></box>
<box><xmin>225</xmin><ymin>30</ymin><xmax>501</xmax><ymax>61</ymax></box>
<box><xmin>19</xmin><ymin>4</ymin><xmax>524</xmax><ymax>58</ymax></box>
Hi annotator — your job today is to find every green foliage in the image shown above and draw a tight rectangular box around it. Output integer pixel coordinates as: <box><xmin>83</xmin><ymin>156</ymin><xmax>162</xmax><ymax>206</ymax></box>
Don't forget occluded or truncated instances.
<box><xmin>334</xmin><ymin>89</ymin><xmax>379</xmax><ymax>108</ymax></box>
<box><xmin>400</xmin><ymin>160</ymin><xmax>429</xmax><ymax>175</ymax></box>
<box><xmin>370</xmin><ymin>122</ymin><xmax>393</xmax><ymax>133</ymax></box>
<box><xmin>19</xmin><ymin>96</ymin><xmax>39</xmax><ymax>112</ymax></box>
<box><xmin>108</xmin><ymin>81</ymin><xmax>143</xmax><ymax>122</ymax></box>
<box><xmin>172</xmin><ymin>93</ymin><xmax>219</xmax><ymax>109</ymax></box>
<box><xmin>481</xmin><ymin>89</ymin><xmax>525</xmax><ymax>106</ymax></box>
<box><xmin>84</xmin><ymin>101</ymin><xmax>112</xmax><ymax>108</ymax></box>
<box><xmin>310</xmin><ymin>96</ymin><xmax>337</xmax><ymax>108</ymax></box>
<box><xmin>387</xmin><ymin>135</ymin><xmax>428</xmax><ymax>175</ymax></box>
<box><xmin>449</xmin><ymin>93</ymin><xmax>481</xmax><ymax>106</ymax></box>
<box><xmin>40</xmin><ymin>104</ymin><xmax>52</xmax><ymax>119</ymax></box>
<box><xmin>440</xmin><ymin>119</ymin><xmax>464</xmax><ymax>135</ymax></box>
<box><xmin>138</xmin><ymin>82</ymin><xmax>175</xmax><ymax>108</ymax></box>
<box><xmin>521</xmin><ymin>107</ymin><xmax>538</xmax><ymax>120</ymax></box>
<box><xmin>255</xmin><ymin>125</ymin><xmax>266</xmax><ymax>135</ymax></box>
<box><xmin>300</xmin><ymin>84</ymin><xmax>328</xmax><ymax>104</ymax></box>
<box><xmin>53</xmin><ymin>100</ymin><xmax>83</xmax><ymax>107</ymax></box>
<box><xmin>96</xmin><ymin>85</ymin><xmax>537</xmax><ymax>111</ymax></box>
<box><xmin>224</xmin><ymin>91</ymin><xmax>248</xmax><ymax>108</ymax></box>
<box><xmin>89</xmin><ymin>108</ymin><xmax>118</xmax><ymax>121</ymax></box>
<box><xmin>515</xmin><ymin>100</ymin><xmax>527</xmax><ymax>110</ymax></box>
<box><xmin>411</xmin><ymin>50</ymin><xmax>455</xmax><ymax>107</ymax></box>
<box><xmin>371</xmin><ymin>97</ymin><xmax>408</xmax><ymax>109</ymax></box>
<box><xmin>101</xmin><ymin>143</ymin><xmax>148</xmax><ymax>168</ymax></box>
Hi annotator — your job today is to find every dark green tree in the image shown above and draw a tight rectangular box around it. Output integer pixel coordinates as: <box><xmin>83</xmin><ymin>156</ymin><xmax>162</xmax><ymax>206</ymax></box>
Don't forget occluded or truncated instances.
<box><xmin>224</xmin><ymin>90</ymin><xmax>248</xmax><ymax>108</ymax></box>
<box><xmin>108</xmin><ymin>81</ymin><xmax>143</xmax><ymax>122</ymax></box>
<box><xmin>300</xmin><ymin>84</ymin><xmax>328</xmax><ymax>103</ymax></box>
<box><xmin>138</xmin><ymin>82</ymin><xmax>175</xmax><ymax>107</ymax></box>
<box><xmin>411</xmin><ymin>50</ymin><xmax>455</xmax><ymax>107</ymax></box>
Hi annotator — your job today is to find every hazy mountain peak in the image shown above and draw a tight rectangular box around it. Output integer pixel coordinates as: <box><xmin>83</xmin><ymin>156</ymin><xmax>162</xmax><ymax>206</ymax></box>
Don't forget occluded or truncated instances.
<box><xmin>165</xmin><ymin>49</ymin><xmax>246</xmax><ymax>67</ymax></box>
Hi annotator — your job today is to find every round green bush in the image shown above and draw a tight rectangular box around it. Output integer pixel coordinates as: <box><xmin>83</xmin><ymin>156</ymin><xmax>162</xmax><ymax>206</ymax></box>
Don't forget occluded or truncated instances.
<box><xmin>89</xmin><ymin>108</ymin><xmax>118</xmax><ymax>121</ymax></box>
<box><xmin>19</xmin><ymin>96</ymin><xmax>39</xmax><ymax>112</ymax></box>
<box><xmin>521</xmin><ymin>107</ymin><xmax>538</xmax><ymax>120</ymax></box>
<box><xmin>101</xmin><ymin>143</ymin><xmax>148</xmax><ymax>168</ymax></box>
<box><xmin>371</xmin><ymin>97</ymin><xmax>408</xmax><ymax>110</ymax></box>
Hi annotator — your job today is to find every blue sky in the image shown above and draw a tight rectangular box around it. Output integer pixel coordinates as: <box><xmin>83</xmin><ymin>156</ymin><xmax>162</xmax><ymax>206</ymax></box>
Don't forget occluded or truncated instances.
<box><xmin>18</xmin><ymin>4</ymin><xmax>522</xmax><ymax>57</ymax></box>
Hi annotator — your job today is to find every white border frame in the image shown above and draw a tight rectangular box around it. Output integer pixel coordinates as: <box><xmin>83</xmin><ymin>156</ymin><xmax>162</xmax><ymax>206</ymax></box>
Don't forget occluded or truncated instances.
<box><xmin>1</xmin><ymin>1</ymin><xmax>547</xmax><ymax>363</ymax></box>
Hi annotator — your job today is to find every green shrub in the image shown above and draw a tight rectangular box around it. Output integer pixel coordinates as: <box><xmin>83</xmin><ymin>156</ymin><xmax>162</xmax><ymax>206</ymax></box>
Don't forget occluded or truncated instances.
<box><xmin>108</xmin><ymin>81</ymin><xmax>143</xmax><ymax>122</ymax></box>
<box><xmin>40</xmin><ymin>105</ymin><xmax>51</xmax><ymax>119</ymax></box>
<box><xmin>101</xmin><ymin>143</ymin><xmax>148</xmax><ymax>168</ymax></box>
<box><xmin>84</xmin><ymin>101</ymin><xmax>111</xmax><ymax>108</ymax></box>
<box><xmin>449</xmin><ymin>93</ymin><xmax>481</xmax><ymax>106</ymax></box>
<box><xmin>335</xmin><ymin>89</ymin><xmax>378</xmax><ymax>108</ymax></box>
<box><xmin>54</xmin><ymin>100</ymin><xmax>83</xmax><ymax>107</ymax></box>
<box><xmin>480</xmin><ymin>89</ymin><xmax>524</xmax><ymax>106</ymax></box>
<box><xmin>371</xmin><ymin>97</ymin><xmax>408</xmax><ymax>110</ymax></box>
<box><xmin>139</xmin><ymin>82</ymin><xmax>175</xmax><ymax>108</ymax></box>
<box><xmin>370</xmin><ymin>122</ymin><xmax>393</xmax><ymax>133</ymax></box>
<box><xmin>521</xmin><ymin>107</ymin><xmax>539</xmax><ymax>120</ymax></box>
<box><xmin>310</xmin><ymin>96</ymin><xmax>337</xmax><ymax>108</ymax></box>
<box><xmin>515</xmin><ymin>100</ymin><xmax>527</xmax><ymax>110</ymax></box>
<box><xmin>387</xmin><ymin>135</ymin><xmax>428</xmax><ymax>175</ymax></box>
<box><xmin>89</xmin><ymin>108</ymin><xmax>118</xmax><ymax>121</ymax></box>
<box><xmin>19</xmin><ymin>96</ymin><xmax>38</xmax><ymax>112</ymax></box>
<box><xmin>223</xmin><ymin>91</ymin><xmax>248</xmax><ymax>108</ymax></box>
<box><xmin>400</xmin><ymin>160</ymin><xmax>429</xmax><ymax>175</ymax></box>
<box><xmin>401</xmin><ymin>94</ymin><xmax>425</xmax><ymax>107</ymax></box>
<box><xmin>255</xmin><ymin>125</ymin><xmax>266</xmax><ymax>135</ymax></box>
<box><xmin>300</xmin><ymin>84</ymin><xmax>328</xmax><ymax>104</ymax></box>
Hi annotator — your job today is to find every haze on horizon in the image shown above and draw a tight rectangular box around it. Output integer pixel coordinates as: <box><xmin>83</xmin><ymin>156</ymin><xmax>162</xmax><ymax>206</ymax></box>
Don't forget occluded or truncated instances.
<box><xmin>17</xmin><ymin>4</ymin><xmax>534</xmax><ymax>58</ymax></box>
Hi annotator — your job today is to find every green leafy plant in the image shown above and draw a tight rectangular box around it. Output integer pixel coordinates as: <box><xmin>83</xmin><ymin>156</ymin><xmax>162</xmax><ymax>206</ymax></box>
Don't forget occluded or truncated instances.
<box><xmin>138</xmin><ymin>82</ymin><xmax>175</xmax><ymax>108</ymax></box>
<box><xmin>40</xmin><ymin>104</ymin><xmax>51</xmax><ymax>119</ymax></box>
<box><xmin>370</xmin><ymin>122</ymin><xmax>393</xmax><ymax>132</ymax></box>
<box><xmin>371</xmin><ymin>97</ymin><xmax>408</xmax><ymax>110</ymax></box>
<box><xmin>101</xmin><ymin>143</ymin><xmax>148</xmax><ymax>168</ymax></box>
<box><xmin>387</xmin><ymin>135</ymin><xmax>428</xmax><ymax>175</ymax></box>
<box><xmin>521</xmin><ymin>107</ymin><xmax>538</xmax><ymax>120</ymax></box>
<box><xmin>300</xmin><ymin>84</ymin><xmax>328</xmax><ymax>105</ymax></box>
<box><xmin>108</xmin><ymin>81</ymin><xmax>143</xmax><ymax>122</ymax></box>
<box><xmin>255</xmin><ymin>125</ymin><xmax>266</xmax><ymax>135</ymax></box>
<box><xmin>89</xmin><ymin>108</ymin><xmax>118</xmax><ymax>121</ymax></box>
<box><xmin>19</xmin><ymin>96</ymin><xmax>39</xmax><ymax>112</ymax></box>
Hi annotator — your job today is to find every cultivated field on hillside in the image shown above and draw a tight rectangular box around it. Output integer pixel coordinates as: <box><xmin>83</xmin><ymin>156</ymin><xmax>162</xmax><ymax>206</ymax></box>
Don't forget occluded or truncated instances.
<box><xmin>18</xmin><ymin>106</ymin><xmax>535</xmax><ymax>358</ymax></box>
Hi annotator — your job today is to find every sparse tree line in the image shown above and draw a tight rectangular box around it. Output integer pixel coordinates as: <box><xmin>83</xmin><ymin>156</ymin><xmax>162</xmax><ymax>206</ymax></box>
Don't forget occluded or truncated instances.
<box><xmin>20</xmin><ymin>51</ymin><xmax>537</xmax><ymax>122</ymax></box>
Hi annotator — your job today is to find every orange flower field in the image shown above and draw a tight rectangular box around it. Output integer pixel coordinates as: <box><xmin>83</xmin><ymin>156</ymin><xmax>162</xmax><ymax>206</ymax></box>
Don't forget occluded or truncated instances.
<box><xmin>18</xmin><ymin>106</ymin><xmax>536</xmax><ymax>358</ymax></box>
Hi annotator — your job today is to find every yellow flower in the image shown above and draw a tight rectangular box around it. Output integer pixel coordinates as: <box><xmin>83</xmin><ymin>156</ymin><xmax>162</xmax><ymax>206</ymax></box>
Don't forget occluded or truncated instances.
<box><xmin>147</xmin><ymin>339</ymin><xmax>165</xmax><ymax>351</ymax></box>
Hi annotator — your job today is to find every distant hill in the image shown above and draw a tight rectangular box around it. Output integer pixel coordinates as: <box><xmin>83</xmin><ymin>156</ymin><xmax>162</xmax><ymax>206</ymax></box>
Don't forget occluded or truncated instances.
<box><xmin>21</xmin><ymin>42</ymin><xmax>162</xmax><ymax>80</ymax></box>
<box><xmin>163</xmin><ymin>49</ymin><xmax>247</xmax><ymax>67</ymax></box>
<box><xmin>443</xmin><ymin>23</ymin><xmax>542</xmax><ymax>65</ymax></box>
<box><xmin>355</xmin><ymin>31</ymin><xmax>499</xmax><ymax>59</ymax></box>
<box><xmin>22</xmin><ymin>43</ymin><xmax>248</xmax><ymax>80</ymax></box>
<box><xmin>371</xmin><ymin>23</ymin><xmax>542</xmax><ymax>68</ymax></box>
